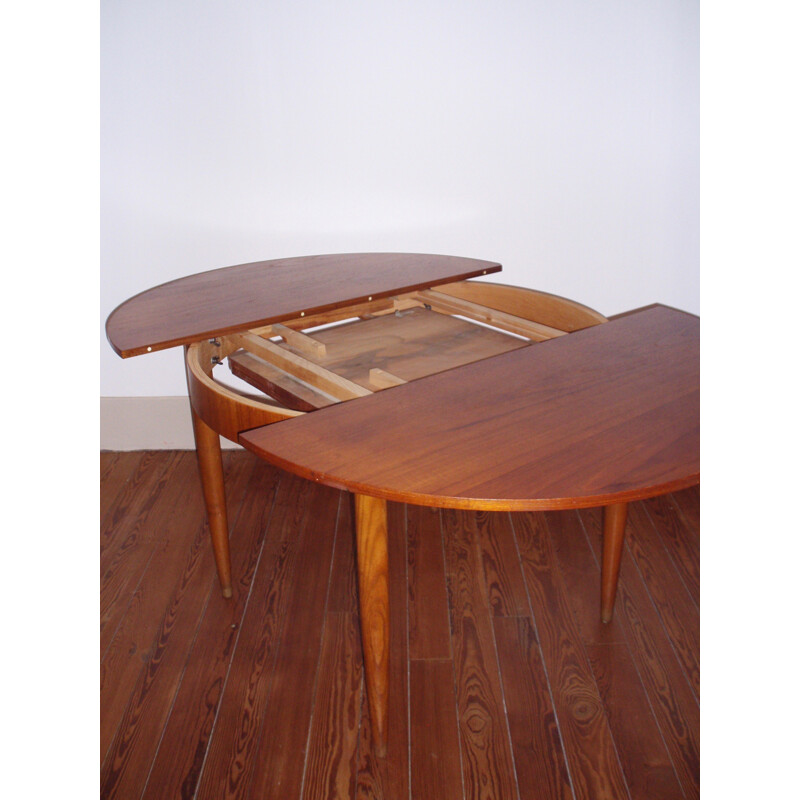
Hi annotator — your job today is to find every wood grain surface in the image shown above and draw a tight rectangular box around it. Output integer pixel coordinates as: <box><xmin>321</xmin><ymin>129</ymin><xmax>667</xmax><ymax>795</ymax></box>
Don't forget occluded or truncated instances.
<box><xmin>410</xmin><ymin>659</ymin><xmax>464</xmax><ymax>800</ymax></box>
<box><xmin>513</xmin><ymin>509</ymin><xmax>631</xmax><ymax>799</ymax></box>
<box><xmin>106</xmin><ymin>253</ymin><xmax>501</xmax><ymax>357</ymax></box>
<box><xmin>357</xmin><ymin>501</ymin><xmax>410</xmax><ymax>800</ymax></box>
<box><xmin>240</xmin><ymin>305</ymin><xmax>699</xmax><ymax>510</ymax></box>
<box><xmin>101</xmin><ymin>451</ymin><xmax>700</xmax><ymax>799</ymax></box>
<box><xmin>431</xmin><ymin>280</ymin><xmax>608</xmax><ymax>331</ymax></box>
<box><xmin>407</xmin><ymin>505</ymin><xmax>452</xmax><ymax>660</ymax></box>
<box><xmin>354</xmin><ymin>494</ymin><xmax>391</xmax><ymax>758</ymax></box>
<box><xmin>276</xmin><ymin>305</ymin><xmax>527</xmax><ymax>391</ymax></box>
<box><xmin>441</xmin><ymin>508</ymin><xmax>521</xmax><ymax>800</ymax></box>
<box><xmin>579</xmin><ymin>505</ymin><xmax>700</xmax><ymax>798</ymax></box>
<box><xmin>138</xmin><ymin>458</ymin><xmax>278</xmax><ymax>800</ymax></box>
<box><xmin>101</xmin><ymin>453</ymin><xmax>254</xmax><ymax>798</ymax></box>
<box><xmin>192</xmin><ymin>473</ymin><xmax>318</xmax><ymax>799</ymax></box>
<box><xmin>493</xmin><ymin>615</ymin><xmax>572</xmax><ymax>800</ymax></box>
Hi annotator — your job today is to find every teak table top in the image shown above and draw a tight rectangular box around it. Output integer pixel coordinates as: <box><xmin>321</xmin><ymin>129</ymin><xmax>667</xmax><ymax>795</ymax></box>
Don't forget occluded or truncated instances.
<box><xmin>239</xmin><ymin>304</ymin><xmax>699</xmax><ymax>511</ymax></box>
<box><xmin>106</xmin><ymin>252</ymin><xmax>501</xmax><ymax>358</ymax></box>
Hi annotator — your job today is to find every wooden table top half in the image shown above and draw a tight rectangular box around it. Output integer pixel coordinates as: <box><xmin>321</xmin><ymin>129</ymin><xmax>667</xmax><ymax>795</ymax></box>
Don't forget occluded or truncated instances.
<box><xmin>239</xmin><ymin>304</ymin><xmax>699</xmax><ymax>511</ymax></box>
<box><xmin>106</xmin><ymin>253</ymin><xmax>501</xmax><ymax>358</ymax></box>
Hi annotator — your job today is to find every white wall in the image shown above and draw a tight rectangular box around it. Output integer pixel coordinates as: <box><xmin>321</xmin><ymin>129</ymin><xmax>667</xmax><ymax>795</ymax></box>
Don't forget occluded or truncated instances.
<box><xmin>101</xmin><ymin>0</ymin><xmax>698</xmax><ymax>398</ymax></box>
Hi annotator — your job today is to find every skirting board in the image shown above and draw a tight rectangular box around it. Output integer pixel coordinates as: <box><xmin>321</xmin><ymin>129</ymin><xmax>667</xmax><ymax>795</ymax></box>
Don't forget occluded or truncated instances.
<box><xmin>101</xmin><ymin>397</ymin><xmax>243</xmax><ymax>450</ymax></box>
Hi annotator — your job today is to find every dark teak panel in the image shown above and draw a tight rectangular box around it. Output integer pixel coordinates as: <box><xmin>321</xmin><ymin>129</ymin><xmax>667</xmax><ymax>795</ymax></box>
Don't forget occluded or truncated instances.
<box><xmin>106</xmin><ymin>253</ymin><xmax>501</xmax><ymax>357</ymax></box>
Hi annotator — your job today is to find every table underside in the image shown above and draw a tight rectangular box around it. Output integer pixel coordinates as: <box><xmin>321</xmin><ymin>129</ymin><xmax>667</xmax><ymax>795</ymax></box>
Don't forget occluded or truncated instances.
<box><xmin>196</xmin><ymin>280</ymin><xmax>602</xmax><ymax>418</ymax></box>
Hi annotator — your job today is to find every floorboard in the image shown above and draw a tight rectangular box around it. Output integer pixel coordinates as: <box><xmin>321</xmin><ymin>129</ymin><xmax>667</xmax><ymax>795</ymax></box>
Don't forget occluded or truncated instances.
<box><xmin>139</xmin><ymin>456</ymin><xmax>275</xmax><ymax>800</ymax></box>
<box><xmin>409</xmin><ymin>659</ymin><xmax>464</xmax><ymax>800</ymax></box>
<box><xmin>102</xmin><ymin>453</ymin><xmax>255</xmax><ymax>800</ymax></box>
<box><xmin>442</xmin><ymin>509</ymin><xmax>520</xmax><ymax>800</ymax></box>
<box><xmin>407</xmin><ymin>505</ymin><xmax>451</xmax><ymax>661</ymax></box>
<box><xmin>579</xmin><ymin>507</ymin><xmax>700</xmax><ymax>800</ymax></box>
<box><xmin>244</xmin><ymin>484</ymin><xmax>341</xmax><ymax>800</ymax></box>
<box><xmin>302</xmin><ymin>611</ymin><xmax>363</xmax><ymax>800</ymax></box>
<box><xmin>99</xmin><ymin>451</ymin><xmax>137</xmax><ymax>525</ymax></box>
<box><xmin>512</xmin><ymin>511</ymin><xmax>630</xmax><ymax>800</ymax></box>
<box><xmin>101</xmin><ymin>451</ymin><xmax>700</xmax><ymax>800</ymax></box>
<box><xmin>194</xmin><ymin>473</ymin><xmax>317</xmax><ymax>800</ymax></box>
<box><xmin>643</xmin><ymin>494</ymin><xmax>700</xmax><ymax>605</ymax></box>
<box><xmin>100</xmin><ymin>451</ymin><xmax>182</xmax><ymax>648</ymax></box>
<box><xmin>493</xmin><ymin>616</ymin><xmax>572</xmax><ymax>800</ymax></box>
<box><xmin>586</xmin><ymin>642</ymin><xmax>685</xmax><ymax>800</ymax></box>
<box><xmin>625</xmin><ymin>503</ymin><xmax>700</xmax><ymax>698</ymax></box>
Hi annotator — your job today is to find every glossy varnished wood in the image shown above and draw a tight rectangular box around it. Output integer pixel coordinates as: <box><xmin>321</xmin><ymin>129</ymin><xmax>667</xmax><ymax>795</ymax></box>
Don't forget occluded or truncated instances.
<box><xmin>190</xmin><ymin>407</ymin><xmax>233</xmax><ymax>597</ymax></box>
<box><xmin>184</xmin><ymin>340</ymin><xmax>300</xmax><ymax>443</ymax></box>
<box><xmin>354</xmin><ymin>494</ymin><xmax>390</xmax><ymax>758</ymax></box>
<box><xmin>600</xmin><ymin>502</ymin><xmax>628</xmax><ymax>622</ymax></box>
<box><xmin>240</xmin><ymin>305</ymin><xmax>699</xmax><ymax>510</ymax></box>
<box><xmin>101</xmin><ymin>452</ymin><xmax>700</xmax><ymax>800</ymax></box>
<box><xmin>106</xmin><ymin>253</ymin><xmax>501</xmax><ymax>357</ymax></box>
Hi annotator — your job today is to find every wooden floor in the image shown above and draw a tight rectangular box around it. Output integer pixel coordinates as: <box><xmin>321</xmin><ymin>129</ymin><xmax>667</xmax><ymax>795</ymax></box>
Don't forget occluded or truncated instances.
<box><xmin>101</xmin><ymin>450</ymin><xmax>699</xmax><ymax>800</ymax></box>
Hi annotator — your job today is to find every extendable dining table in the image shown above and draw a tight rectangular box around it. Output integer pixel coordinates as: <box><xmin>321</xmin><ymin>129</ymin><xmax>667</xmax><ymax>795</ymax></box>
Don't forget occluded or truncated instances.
<box><xmin>106</xmin><ymin>253</ymin><xmax>699</xmax><ymax>756</ymax></box>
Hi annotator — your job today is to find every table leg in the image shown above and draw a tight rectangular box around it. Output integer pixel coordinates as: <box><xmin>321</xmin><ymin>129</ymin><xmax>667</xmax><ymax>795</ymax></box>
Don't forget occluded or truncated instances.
<box><xmin>354</xmin><ymin>493</ymin><xmax>390</xmax><ymax>757</ymax></box>
<box><xmin>190</xmin><ymin>406</ymin><xmax>233</xmax><ymax>598</ymax></box>
<box><xmin>601</xmin><ymin>502</ymin><xmax>628</xmax><ymax>623</ymax></box>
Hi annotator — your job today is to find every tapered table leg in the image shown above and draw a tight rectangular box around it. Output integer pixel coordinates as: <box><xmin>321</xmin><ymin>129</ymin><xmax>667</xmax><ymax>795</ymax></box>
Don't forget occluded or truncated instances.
<box><xmin>190</xmin><ymin>406</ymin><xmax>233</xmax><ymax>598</ymax></box>
<box><xmin>354</xmin><ymin>493</ymin><xmax>390</xmax><ymax>757</ymax></box>
<box><xmin>601</xmin><ymin>502</ymin><xmax>628</xmax><ymax>623</ymax></box>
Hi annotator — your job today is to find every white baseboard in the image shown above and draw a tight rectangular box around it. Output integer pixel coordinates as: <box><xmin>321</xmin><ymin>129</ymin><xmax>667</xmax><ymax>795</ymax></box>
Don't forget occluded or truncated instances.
<box><xmin>101</xmin><ymin>397</ymin><xmax>242</xmax><ymax>450</ymax></box>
